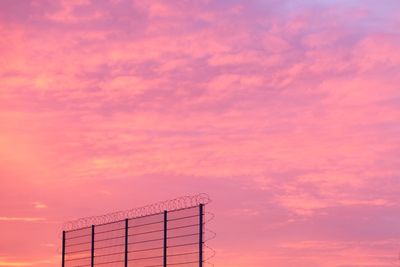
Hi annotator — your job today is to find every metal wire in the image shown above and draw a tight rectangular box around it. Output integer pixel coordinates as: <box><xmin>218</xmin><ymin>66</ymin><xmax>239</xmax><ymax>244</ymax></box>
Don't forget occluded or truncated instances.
<box><xmin>63</xmin><ymin>193</ymin><xmax>210</xmax><ymax>231</ymax></box>
<box><xmin>204</xmin><ymin>211</ymin><xmax>216</xmax><ymax>267</ymax></box>
<box><xmin>62</xmin><ymin>194</ymin><xmax>214</xmax><ymax>267</ymax></box>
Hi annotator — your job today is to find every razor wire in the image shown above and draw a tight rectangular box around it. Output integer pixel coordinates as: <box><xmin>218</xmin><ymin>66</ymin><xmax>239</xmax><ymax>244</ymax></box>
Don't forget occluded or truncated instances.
<box><xmin>63</xmin><ymin>206</ymin><xmax>209</xmax><ymax>266</ymax></box>
<box><xmin>203</xmin><ymin>212</ymin><xmax>216</xmax><ymax>267</ymax></box>
<box><xmin>61</xmin><ymin>194</ymin><xmax>214</xmax><ymax>267</ymax></box>
<box><xmin>63</xmin><ymin>194</ymin><xmax>210</xmax><ymax>231</ymax></box>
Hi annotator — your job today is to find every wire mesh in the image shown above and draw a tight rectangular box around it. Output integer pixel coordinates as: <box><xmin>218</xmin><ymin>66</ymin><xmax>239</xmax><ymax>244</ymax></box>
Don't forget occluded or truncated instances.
<box><xmin>63</xmin><ymin>194</ymin><xmax>210</xmax><ymax>232</ymax></box>
<box><xmin>63</xmin><ymin>204</ymin><xmax>210</xmax><ymax>267</ymax></box>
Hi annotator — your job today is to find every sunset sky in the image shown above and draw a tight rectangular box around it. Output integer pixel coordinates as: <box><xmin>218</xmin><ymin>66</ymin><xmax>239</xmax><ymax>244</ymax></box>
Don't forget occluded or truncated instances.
<box><xmin>1</xmin><ymin>0</ymin><xmax>400</xmax><ymax>266</ymax></box>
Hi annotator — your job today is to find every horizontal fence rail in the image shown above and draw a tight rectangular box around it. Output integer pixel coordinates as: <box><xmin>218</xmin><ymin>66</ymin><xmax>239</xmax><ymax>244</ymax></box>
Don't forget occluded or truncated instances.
<box><xmin>63</xmin><ymin>194</ymin><xmax>210</xmax><ymax>232</ymax></box>
<box><xmin>62</xmin><ymin>195</ymin><xmax>211</xmax><ymax>267</ymax></box>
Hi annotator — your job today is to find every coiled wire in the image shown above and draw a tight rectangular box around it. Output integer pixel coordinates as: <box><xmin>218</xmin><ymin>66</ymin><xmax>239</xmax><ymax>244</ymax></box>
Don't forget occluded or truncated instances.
<box><xmin>63</xmin><ymin>193</ymin><xmax>210</xmax><ymax>231</ymax></box>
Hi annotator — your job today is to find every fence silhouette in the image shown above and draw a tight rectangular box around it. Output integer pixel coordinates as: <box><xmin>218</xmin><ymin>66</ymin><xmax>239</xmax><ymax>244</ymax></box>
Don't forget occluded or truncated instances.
<box><xmin>62</xmin><ymin>195</ymin><xmax>211</xmax><ymax>267</ymax></box>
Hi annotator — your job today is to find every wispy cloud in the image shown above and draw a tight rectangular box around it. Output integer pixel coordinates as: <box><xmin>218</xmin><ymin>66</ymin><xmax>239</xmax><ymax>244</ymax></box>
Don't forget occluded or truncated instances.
<box><xmin>0</xmin><ymin>0</ymin><xmax>399</xmax><ymax>266</ymax></box>
<box><xmin>0</xmin><ymin>260</ymin><xmax>52</xmax><ymax>267</ymax></box>
<box><xmin>32</xmin><ymin>202</ymin><xmax>47</xmax><ymax>209</ymax></box>
<box><xmin>0</xmin><ymin>217</ymin><xmax>45</xmax><ymax>222</ymax></box>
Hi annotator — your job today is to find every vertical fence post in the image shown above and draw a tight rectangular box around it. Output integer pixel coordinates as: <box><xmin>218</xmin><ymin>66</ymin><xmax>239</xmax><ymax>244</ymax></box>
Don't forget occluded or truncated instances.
<box><xmin>91</xmin><ymin>225</ymin><xmax>95</xmax><ymax>267</ymax></box>
<box><xmin>62</xmin><ymin>231</ymin><xmax>65</xmax><ymax>267</ymax></box>
<box><xmin>163</xmin><ymin>210</ymin><xmax>168</xmax><ymax>267</ymax></box>
<box><xmin>125</xmin><ymin>219</ymin><xmax>129</xmax><ymax>267</ymax></box>
<box><xmin>199</xmin><ymin>204</ymin><xmax>204</xmax><ymax>267</ymax></box>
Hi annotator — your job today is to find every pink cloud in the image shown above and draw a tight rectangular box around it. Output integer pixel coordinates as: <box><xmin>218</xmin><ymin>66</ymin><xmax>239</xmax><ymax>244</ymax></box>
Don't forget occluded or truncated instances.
<box><xmin>1</xmin><ymin>0</ymin><xmax>400</xmax><ymax>266</ymax></box>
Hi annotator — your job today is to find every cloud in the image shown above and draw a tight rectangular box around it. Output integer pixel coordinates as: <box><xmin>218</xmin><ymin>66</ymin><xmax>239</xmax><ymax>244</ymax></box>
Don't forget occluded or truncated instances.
<box><xmin>0</xmin><ymin>0</ymin><xmax>400</xmax><ymax>267</ymax></box>
<box><xmin>32</xmin><ymin>202</ymin><xmax>47</xmax><ymax>209</ymax></box>
<box><xmin>0</xmin><ymin>257</ymin><xmax>52</xmax><ymax>267</ymax></box>
<box><xmin>0</xmin><ymin>217</ymin><xmax>45</xmax><ymax>222</ymax></box>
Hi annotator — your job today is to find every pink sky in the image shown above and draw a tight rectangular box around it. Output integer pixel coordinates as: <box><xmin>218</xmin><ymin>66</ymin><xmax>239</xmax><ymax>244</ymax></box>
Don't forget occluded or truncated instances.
<box><xmin>1</xmin><ymin>0</ymin><xmax>400</xmax><ymax>266</ymax></box>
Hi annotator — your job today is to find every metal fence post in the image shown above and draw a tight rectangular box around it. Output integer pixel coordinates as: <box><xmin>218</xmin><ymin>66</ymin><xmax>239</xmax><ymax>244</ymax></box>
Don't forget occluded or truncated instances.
<box><xmin>125</xmin><ymin>219</ymin><xmax>129</xmax><ymax>267</ymax></box>
<box><xmin>91</xmin><ymin>225</ymin><xmax>95</xmax><ymax>267</ymax></box>
<box><xmin>163</xmin><ymin>210</ymin><xmax>168</xmax><ymax>267</ymax></box>
<box><xmin>62</xmin><ymin>231</ymin><xmax>65</xmax><ymax>267</ymax></box>
<box><xmin>199</xmin><ymin>204</ymin><xmax>204</xmax><ymax>267</ymax></box>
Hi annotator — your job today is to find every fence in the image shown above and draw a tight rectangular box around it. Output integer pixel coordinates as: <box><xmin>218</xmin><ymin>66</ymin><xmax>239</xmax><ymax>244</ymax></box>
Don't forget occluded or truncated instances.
<box><xmin>62</xmin><ymin>195</ymin><xmax>211</xmax><ymax>267</ymax></box>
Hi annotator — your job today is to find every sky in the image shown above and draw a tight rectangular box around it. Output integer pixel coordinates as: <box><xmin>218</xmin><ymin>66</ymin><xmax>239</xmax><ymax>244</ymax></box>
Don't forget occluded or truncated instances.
<box><xmin>0</xmin><ymin>0</ymin><xmax>400</xmax><ymax>266</ymax></box>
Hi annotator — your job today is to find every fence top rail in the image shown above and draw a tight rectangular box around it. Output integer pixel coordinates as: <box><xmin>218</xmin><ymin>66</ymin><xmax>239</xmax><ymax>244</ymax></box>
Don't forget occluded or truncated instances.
<box><xmin>63</xmin><ymin>194</ymin><xmax>210</xmax><ymax>232</ymax></box>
